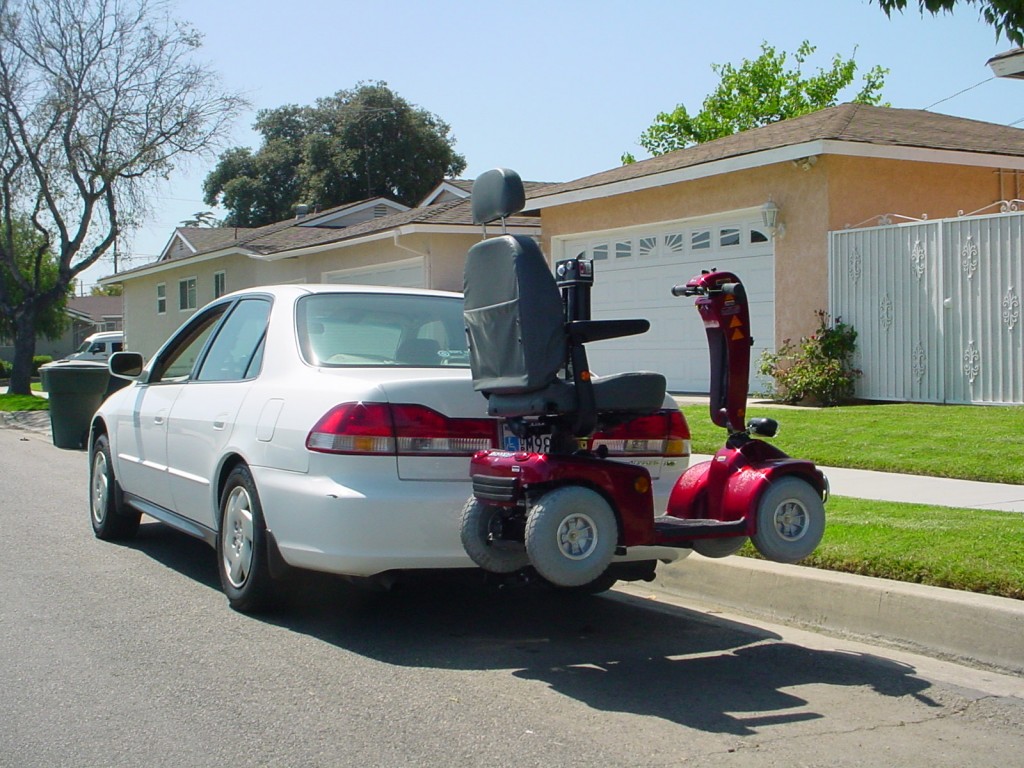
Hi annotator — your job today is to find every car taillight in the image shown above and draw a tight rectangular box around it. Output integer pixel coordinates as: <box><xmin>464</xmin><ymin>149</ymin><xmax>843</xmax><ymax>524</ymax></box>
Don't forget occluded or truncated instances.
<box><xmin>589</xmin><ymin>408</ymin><xmax>691</xmax><ymax>457</ymax></box>
<box><xmin>306</xmin><ymin>402</ymin><xmax>498</xmax><ymax>456</ymax></box>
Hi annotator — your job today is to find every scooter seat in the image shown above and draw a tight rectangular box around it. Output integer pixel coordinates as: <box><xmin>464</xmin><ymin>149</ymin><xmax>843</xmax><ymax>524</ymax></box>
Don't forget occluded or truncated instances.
<box><xmin>486</xmin><ymin>371</ymin><xmax>667</xmax><ymax>419</ymax></box>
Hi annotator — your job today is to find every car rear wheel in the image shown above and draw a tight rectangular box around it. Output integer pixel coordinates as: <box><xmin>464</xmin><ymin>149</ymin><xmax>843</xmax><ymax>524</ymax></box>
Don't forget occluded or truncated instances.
<box><xmin>218</xmin><ymin>465</ymin><xmax>278</xmax><ymax>613</ymax></box>
<box><xmin>460</xmin><ymin>498</ymin><xmax>530</xmax><ymax>574</ymax></box>
<box><xmin>751</xmin><ymin>477</ymin><xmax>825</xmax><ymax>563</ymax></box>
<box><xmin>525</xmin><ymin>486</ymin><xmax>618</xmax><ymax>588</ymax></box>
<box><xmin>89</xmin><ymin>434</ymin><xmax>141</xmax><ymax>541</ymax></box>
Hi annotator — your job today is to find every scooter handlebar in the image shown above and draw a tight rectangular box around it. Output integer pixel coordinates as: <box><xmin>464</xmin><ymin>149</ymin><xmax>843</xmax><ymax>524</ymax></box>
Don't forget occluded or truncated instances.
<box><xmin>671</xmin><ymin>281</ymin><xmax>744</xmax><ymax>298</ymax></box>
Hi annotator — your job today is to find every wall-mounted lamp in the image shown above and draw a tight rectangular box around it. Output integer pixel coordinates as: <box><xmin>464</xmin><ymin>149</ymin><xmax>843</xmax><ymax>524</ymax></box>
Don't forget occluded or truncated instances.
<box><xmin>761</xmin><ymin>199</ymin><xmax>783</xmax><ymax>239</ymax></box>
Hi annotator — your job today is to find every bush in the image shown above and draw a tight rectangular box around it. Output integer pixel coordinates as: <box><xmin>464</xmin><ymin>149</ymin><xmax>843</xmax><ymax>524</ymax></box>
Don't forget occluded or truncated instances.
<box><xmin>758</xmin><ymin>310</ymin><xmax>861</xmax><ymax>406</ymax></box>
<box><xmin>31</xmin><ymin>355</ymin><xmax>52</xmax><ymax>376</ymax></box>
<box><xmin>0</xmin><ymin>359</ymin><xmax>10</xmax><ymax>378</ymax></box>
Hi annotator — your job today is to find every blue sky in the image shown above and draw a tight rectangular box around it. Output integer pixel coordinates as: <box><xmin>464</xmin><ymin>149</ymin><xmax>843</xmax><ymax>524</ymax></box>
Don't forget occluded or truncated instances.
<box><xmin>84</xmin><ymin>0</ymin><xmax>1023</xmax><ymax>286</ymax></box>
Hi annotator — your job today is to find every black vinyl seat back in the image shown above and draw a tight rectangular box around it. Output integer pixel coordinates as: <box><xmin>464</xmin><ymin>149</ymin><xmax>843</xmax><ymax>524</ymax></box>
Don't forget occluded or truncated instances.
<box><xmin>463</xmin><ymin>234</ymin><xmax>566</xmax><ymax>393</ymax></box>
<box><xmin>463</xmin><ymin>168</ymin><xmax>667</xmax><ymax>435</ymax></box>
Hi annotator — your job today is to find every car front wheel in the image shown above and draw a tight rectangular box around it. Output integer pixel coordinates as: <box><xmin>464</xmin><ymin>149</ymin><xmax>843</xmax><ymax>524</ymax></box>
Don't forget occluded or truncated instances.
<box><xmin>89</xmin><ymin>434</ymin><xmax>141</xmax><ymax>541</ymax></box>
<box><xmin>218</xmin><ymin>465</ymin><xmax>278</xmax><ymax>613</ymax></box>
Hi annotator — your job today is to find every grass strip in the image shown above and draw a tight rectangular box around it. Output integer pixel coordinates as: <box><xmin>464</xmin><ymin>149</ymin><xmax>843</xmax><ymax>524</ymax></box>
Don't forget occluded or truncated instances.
<box><xmin>680</xmin><ymin>402</ymin><xmax>1024</xmax><ymax>485</ymax></box>
<box><xmin>0</xmin><ymin>393</ymin><xmax>49</xmax><ymax>412</ymax></box>
<box><xmin>736</xmin><ymin>495</ymin><xmax>1024</xmax><ymax>600</ymax></box>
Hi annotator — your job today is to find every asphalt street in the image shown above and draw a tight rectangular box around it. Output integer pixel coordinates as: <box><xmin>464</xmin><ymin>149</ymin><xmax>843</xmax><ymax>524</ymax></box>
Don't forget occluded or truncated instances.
<box><xmin>2</xmin><ymin>427</ymin><xmax>1023</xmax><ymax>767</ymax></box>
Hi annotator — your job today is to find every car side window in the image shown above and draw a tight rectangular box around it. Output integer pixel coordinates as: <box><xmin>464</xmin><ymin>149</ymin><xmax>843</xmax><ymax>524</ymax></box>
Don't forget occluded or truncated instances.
<box><xmin>150</xmin><ymin>305</ymin><xmax>229</xmax><ymax>383</ymax></box>
<box><xmin>196</xmin><ymin>298</ymin><xmax>271</xmax><ymax>382</ymax></box>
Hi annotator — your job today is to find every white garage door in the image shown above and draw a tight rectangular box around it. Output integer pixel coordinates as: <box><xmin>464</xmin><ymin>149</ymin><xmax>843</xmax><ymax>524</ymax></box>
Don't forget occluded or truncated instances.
<box><xmin>558</xmin><ymin>218</ymin><xmax>774</xmax><ymax>392</ymax></box>
<box><xmin>323</xmin><ymin>258</ymin><xmax>425</xmax><ymax>288</ymax></box>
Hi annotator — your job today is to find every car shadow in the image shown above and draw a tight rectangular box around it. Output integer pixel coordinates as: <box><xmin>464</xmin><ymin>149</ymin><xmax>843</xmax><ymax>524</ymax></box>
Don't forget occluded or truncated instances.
<box><xmin>271</xmin><ymin>571</ymin><xmax>942</xmax><ymax>736</ymax></box>
<box><xmin>121</xmin><ymin>525</ymin><xmax>941</xmax><ymax>736</ymax></box>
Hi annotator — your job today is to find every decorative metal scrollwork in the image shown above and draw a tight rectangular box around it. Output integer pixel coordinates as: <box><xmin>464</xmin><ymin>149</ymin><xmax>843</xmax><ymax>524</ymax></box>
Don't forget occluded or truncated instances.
<box><xmin>911</xmin><ymin>343</ymin><xmax>928</xmax><ymax>383</ymax></box>
<box><xmin>961</xmin><ymin>235</ymin><xmax>979</xmax><ymax>279</ymax></box>
<box><xmin>1003</xmin><ymin>287</ymin><xmax>1020</xmax><ymax>331</ymax></box>
<box><xmin>879</xmin><ymin>293</ymin><xmax>894</xmax><ymax>331</ymax></box>
<box><xmin>911</xmin><ymin>240</ymin><xmax>927</xmax><ymax>280</ymax></box>
<box><xmin>963</xmin><ymin>342</ymin><xmax>981</xmax><ymax>384</ymax></box>
<box><xmin>849</xmin><ymin>247</ymin><xmax>862</xmax><ymax>285</ymax></box>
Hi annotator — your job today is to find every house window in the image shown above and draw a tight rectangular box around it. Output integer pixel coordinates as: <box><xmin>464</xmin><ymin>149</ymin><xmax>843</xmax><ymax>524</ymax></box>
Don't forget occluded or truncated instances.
<box><xmin>664</xmin><ymin>233</ymin><xmax>685</xmax><ymax>255</ymax></box>
<box><xmin>750</xmin><ymin>228</ymin><xmax>769</xmax><ymax>243</ymax></box>
<box><xmin>157</xmin><ymin>283</ymin><xmax>166</xmax><ymax>314</ymax></box>
<box><xmin>179</xmin><ymin>277</ymin><xmax>197</xmax><ymax>311</ymax></box>
<box><xmin>214</xmin><ymin>271</ymin><xmax>226</xmax><ymax>299</ymax></box>
<box><xmin>720</xmin><ymin>227</ymin><xmax>741</xmax><ymax>247</ymax></box>
<box><xmin>592</xmin><ymin>243</ymin><xmax>609</xmax><ymax>261</ymax></box>
<box><xmin>638</xmin><ymin>237</ymin><xmax>657</xmax><ymax>258</ymax></box>
<box><xmin>691</xmin><ymin>230</ymin><xmax>711</xmax><ymax>250</ymax></box>
<box><xmin>614</xmin><ymin>240</ymin><xmax>632</xmax><ymax>259</ymax></box>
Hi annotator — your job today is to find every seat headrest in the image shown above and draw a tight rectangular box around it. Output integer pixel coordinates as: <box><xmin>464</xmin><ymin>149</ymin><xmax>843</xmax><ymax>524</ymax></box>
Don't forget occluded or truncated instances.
<box><xmin>471</xmin><ymin>168</ymin><xmax>526</xmax><ymax>225</ymax></box>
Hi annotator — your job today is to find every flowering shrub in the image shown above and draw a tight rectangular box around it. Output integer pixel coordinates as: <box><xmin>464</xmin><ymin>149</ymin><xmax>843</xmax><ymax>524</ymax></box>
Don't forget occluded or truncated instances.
<box><xmin>758</xmin><ymin>310</ymin><xmax>861</xmax><ymax>406</ymax></box>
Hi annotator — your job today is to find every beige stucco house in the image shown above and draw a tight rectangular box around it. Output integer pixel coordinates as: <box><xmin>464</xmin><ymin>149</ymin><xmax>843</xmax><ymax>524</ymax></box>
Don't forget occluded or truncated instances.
<box><xmin>103</xmin><ymin>191</ymin><xmax>540</xmax><ymax>358</ymax></box>
<box><xmin>525</xmin><ymin>103</ymin><xmax>1024</xmax><ymax>397</ymax></box>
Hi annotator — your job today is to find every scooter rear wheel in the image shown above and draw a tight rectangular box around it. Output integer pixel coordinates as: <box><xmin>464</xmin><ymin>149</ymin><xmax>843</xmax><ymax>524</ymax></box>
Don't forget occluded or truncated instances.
<box><xmin>751</xmin><ymin>477</ymin><xmax>825</xmax><ymax>563</ymax></box>
<box><xmin>692</xmin><ymin>536</ymin><xmax>748</xmax><ymax>558</ymax></box>
<box><xmin>460</xmin><ymin>498</ymin><xmax>530</xmax><ymax>574</ymax></box>
<box><xmin>525</xmin><ymin>486</ymin><xmax>618</xmax><ymax>588</ymax></box>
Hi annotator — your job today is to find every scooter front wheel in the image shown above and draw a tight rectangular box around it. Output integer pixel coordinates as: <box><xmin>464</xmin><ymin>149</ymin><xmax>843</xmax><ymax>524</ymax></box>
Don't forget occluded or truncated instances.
<box><xmin>751</xmin><ymin>477</ymin><xmax>825</xmax><ymax>563</ymax></box>
<box><xmin>525</xmin><ymin>486</ymin><xmax>618</xmax><ymax>588</ymax></box>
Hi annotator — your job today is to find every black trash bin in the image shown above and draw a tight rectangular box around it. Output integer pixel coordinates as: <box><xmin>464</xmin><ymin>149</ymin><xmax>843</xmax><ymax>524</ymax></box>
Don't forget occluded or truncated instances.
<box><xmin>39</xmin><ymin>360</ymin><xmax>112</xmax><ymax>449</ymax></box>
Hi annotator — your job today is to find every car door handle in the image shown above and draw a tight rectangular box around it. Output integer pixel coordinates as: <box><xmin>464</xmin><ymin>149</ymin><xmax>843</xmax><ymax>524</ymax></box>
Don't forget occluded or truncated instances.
<box><xmin>153</xmin><ymin>415</ymin><xmax>165</xmax><ymax>425</ymax></box>
<box><xmin>213</xmin><ymin>414</ymin><xmax>229</xmax><ymax>431</ymax></box>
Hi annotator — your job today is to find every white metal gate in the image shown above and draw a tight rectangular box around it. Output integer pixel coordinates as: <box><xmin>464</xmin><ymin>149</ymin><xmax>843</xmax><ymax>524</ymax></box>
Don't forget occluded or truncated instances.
<box><xmin>829</xmin><ymin>210</ymin><xmax>1023</xmax><ymax>404</ymax></box>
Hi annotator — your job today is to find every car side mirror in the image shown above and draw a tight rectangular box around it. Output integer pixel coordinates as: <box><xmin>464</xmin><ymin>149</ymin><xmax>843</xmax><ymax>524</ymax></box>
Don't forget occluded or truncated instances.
<box><xmin>109</xmin><ymin>351</ymin><xmax>145</xmax><ymax>381</ymax></box>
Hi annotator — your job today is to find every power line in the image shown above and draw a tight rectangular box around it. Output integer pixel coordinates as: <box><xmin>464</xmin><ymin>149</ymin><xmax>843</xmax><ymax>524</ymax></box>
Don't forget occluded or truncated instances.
<box><xmin>922</xmin><ymin>76</ymin><xmax>995</xmax><ymax>111</ymax></box>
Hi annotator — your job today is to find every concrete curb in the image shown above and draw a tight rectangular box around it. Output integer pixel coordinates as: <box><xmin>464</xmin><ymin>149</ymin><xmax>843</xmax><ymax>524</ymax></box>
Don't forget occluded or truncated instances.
<box><xmin>650</xmin><ymin>555</ymin><xmax>1024</xmax><ymax>674</ymax></box>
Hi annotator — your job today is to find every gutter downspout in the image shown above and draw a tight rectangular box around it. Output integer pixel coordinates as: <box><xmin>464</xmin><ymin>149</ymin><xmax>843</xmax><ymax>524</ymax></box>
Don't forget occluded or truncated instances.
<box><xmin>393</xmin><ymin>229</ymin><xmax>432</xmax><ymax>288</ymax></box>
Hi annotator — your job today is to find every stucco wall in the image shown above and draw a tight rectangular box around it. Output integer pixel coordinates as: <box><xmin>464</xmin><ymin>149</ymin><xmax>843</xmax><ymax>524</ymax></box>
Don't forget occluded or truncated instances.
<box><xmin>538</xmin><ymin>154</ymin><xmax>1015</xmax><ymax>347</ymax></box>
<box><xmin>117</xmin><ymin>232</ymin><xmax>480</xmax><ymax>358</ymax></box>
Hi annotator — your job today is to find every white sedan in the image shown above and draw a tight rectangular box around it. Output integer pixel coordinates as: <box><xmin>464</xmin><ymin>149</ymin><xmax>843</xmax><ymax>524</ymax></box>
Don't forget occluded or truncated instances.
<box><xmin>88</xmin><ymin>285</ymin><xmax>690</xmax><ymax>611</ymax></box>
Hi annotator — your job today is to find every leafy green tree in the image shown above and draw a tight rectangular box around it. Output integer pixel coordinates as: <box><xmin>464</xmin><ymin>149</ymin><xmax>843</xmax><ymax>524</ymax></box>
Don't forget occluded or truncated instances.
<box><xmin>623</xmin><ymin>42</ymin><xmax>888</xmax><ymax>162</ymax></box>
<box><xmin>204</xmin><ymin>82</ymin><xmax>467</xmax><ymax>227</ymax></box>
<box><xmin>0</xmin><ymin>0</ymin><xmax>246</xmax><ymax>394</ymax></box>
<box><xmin>90</xmin><ymin>283</ymin><xmax>123</xmax><ymax>297</ymax></box>
<box><xmin>874</xmin><ymin>0</ymin><xmax>1024</xmax><ymax>45</ymax></box>
<box><xmin>0</xmin><ymin>218</ymin><xmax>71</xmax><ymax>343</ymax></box>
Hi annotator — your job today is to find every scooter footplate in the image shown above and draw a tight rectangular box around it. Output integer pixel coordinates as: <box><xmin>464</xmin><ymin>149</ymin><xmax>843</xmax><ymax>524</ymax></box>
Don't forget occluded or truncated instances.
<box><xmin>653</xmin><ymin>515</ymin><xmax>748</xmax><ymax>542</ymax></box>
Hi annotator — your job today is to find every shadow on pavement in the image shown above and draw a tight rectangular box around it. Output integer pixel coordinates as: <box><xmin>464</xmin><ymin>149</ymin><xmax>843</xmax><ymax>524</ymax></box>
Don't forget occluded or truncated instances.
<box><xmin>123</xmin><ymin>521</ymin><xmax>941</xmax><ymax>736</ymax></box>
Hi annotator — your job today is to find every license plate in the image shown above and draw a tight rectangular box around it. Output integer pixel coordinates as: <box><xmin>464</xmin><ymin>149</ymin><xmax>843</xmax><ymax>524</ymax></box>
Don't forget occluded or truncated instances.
<box><xmin>500</xmin><ymin>424</ymin><xmax>551</xmax><ymax>453</ymax></box>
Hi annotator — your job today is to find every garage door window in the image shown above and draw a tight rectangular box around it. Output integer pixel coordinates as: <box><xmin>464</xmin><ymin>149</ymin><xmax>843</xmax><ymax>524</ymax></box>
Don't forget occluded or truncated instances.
<box><xmin>720</xmin><ymin>227</ymin><xmax>741</xmax><ymax>247</ymax></box>
<box><xmin>692</xmin><ymin>230</ymin><xmax>711</xmax><ymax>249</ymax></box>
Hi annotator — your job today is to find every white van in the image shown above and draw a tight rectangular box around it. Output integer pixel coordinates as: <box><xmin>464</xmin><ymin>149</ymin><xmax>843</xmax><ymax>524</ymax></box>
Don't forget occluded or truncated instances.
<box><xmin>66</xmin><ymin>331</ymin><xmax>124</xmax><ymax>361</ymax></box>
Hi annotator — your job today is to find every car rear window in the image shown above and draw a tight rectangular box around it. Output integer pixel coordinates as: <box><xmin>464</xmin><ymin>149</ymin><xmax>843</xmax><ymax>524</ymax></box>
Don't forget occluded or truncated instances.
<box><xmin>296</xmin><ymin>293</ymin><xmax>470</xmax><ymax>368</ymax></box>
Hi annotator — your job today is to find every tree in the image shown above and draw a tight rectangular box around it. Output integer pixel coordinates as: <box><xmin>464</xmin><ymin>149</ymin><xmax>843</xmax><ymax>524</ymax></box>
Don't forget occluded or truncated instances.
<box><xmin>0</xmin><ymin>0</ymin><xmax>246</xmax><ymax>394</ymax></box>
<box><xmin>204</xmin><ymin>81</ymin><xmax>467</xmax><ymax>228</ymax></box>
<box><xmin>873</xmin><ymin>1</ymin><xmax>1024</xmax><ymax>46</ymax></box>
<box><xmin>623</xmin><ymin>42</ymin><xmax>888</xmax><ymax>161</ymax></box>
<box><xmin>91</xmin><ymin>283</ymin><xmax>123</xmax><ymax>297</ymax></box>
<box><xmin>0</xmin><ymin>217</ymin><xmax>70</xmax><ymax>343</ymax></box>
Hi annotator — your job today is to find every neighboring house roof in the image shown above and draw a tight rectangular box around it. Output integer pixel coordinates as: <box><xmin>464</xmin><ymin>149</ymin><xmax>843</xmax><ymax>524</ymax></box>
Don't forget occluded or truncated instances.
<box><xmin>528</xmin><ymin>103</ymin><xmax>1024</xmax><ymax>207</ymax></box>
<box><xmin>987</xmin><ymin>47</ymin><xmax>1024</xmax><ymax>79</ymax></box>
<box><xmin>67</xmin><ymin>295</ymin><xmax>123</xmax><ymax>322</ymax></box>
<box><xmin>420</xmin><ymin>178</ymin><xmax>558</xmax><ymax>207</ymax></box>
<box><xmin>103</xmin><ymin>194</ymin><xmax>541</xmax><ymax>281</ymax></box>
<box><xmin>161</xmin><ymin>227</ymin><xmax>250</xmax><ymax>261</ymax></box>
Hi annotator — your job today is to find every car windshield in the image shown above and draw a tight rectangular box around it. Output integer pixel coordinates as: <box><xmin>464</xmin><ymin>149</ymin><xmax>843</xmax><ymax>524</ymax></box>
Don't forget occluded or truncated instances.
<box><xmin>75</xmin><ymin>340</ymin><xmax>92</xmax><ymax>353</ymax></box>
<box><xmin>296</xmin><ymin>293</ymin><xmax>470</xmax><ymax>368</ymax></box>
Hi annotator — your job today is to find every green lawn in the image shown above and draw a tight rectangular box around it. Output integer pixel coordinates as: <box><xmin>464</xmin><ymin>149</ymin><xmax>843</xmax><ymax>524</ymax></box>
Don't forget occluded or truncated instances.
<box><xmin>0</xmin><ymin>393</ymin><xmax>49</xmax><ymax>411</ymax></box>
<box><xmin>680</xmin><ymin>402</ymin><xmax>1024</xmax><ymax>484</ymax></box>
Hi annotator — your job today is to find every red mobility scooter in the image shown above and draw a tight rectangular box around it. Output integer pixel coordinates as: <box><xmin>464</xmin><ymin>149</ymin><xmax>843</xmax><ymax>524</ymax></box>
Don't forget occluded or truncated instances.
<box><xmin>460</xmin><ymin>169</ymin><xmax>828</xmax><ymax>590</ymax></box>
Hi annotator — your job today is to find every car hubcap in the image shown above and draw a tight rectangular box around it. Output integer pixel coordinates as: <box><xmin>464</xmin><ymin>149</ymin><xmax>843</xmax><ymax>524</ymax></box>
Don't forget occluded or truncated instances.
<box><xmin>556</xmin><ymin>513</ymin><xmax>599</xmax><ymax>560</ymax></box>
<box><xmin>91</xmin><ymin>452</ymin><xmax>108</xmax><ymax>524</ymax></box>
<box><xmin>223</xmin><ymin>487</ymin><xmax>254</xmax><ymax>588</ymax></box>
<box><xmin>773</xmin><ymin>499</ymin><xmax>809</xmax><ymax>541</ymax></box>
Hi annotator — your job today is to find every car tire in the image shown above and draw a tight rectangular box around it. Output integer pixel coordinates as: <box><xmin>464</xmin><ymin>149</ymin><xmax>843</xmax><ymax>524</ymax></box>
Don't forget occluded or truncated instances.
<box><xmin>525</xmin><ymin>486</ymin><xmax>618</xmax><ymax>588</ymax></box>
<box><xmin>218</xmin><ymin>465</ymin><xmax>278</xmax><ymax>613</ymax></box>
<box><xmin>89</xmin><ymin>434</ymin><xmax>141</xmax><ymax>541</ymax></box>
<box><xmin>751</xmin><ymin>477</ymin><xmax>825</xmax><ymax>563</ymax></box>
<box><xmin>460</xmin><ymin>498</ymin><xmax>530</xmax><ymax>574</ymax></box>
<box><xmin>691</xmin><ymin>536</ymin><xmax>748</xmax><ymax>558</ymax></box>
